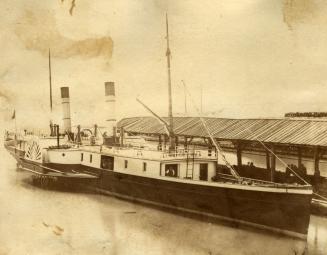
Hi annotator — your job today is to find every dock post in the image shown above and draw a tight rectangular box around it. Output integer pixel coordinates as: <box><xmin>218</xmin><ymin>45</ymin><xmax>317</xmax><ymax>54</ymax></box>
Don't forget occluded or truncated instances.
<box><xmin>298</xmin><ymin>147</ymin><xmax>302</xmax><ymax>168</ymax></box>
<box><xmin>184</xmin><ymin>136</ymin><xmax>188</xmax><ymax>150</ymax></box>
<box><xmin>314</xmin><ymin>147</ymin><xmax>320</xmax><ymax>185</ymax></box>
<box><xmin>266</xmin><ymin>148</ymin><xmax>271</xmax><ymax>178</ymax></box>
<box><xmin>175</xmin><ymin>136</ymin><xmax>179</xmax><ymax>148</ymax></box>
<box><xmin>270</xmin><ymin>145</ymin><xmax>276</xmax><ymax>182</ymax></box>
<box><xmin>236</xmin><ymin>142</ymin><xmax>242</xmax><ymax>169</ymax></box>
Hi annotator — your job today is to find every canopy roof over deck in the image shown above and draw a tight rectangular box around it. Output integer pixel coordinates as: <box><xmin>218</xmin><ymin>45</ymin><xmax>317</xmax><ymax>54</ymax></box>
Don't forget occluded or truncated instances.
<box><xmin>117</xmin><ymin>116</ymin><xmax>327</xmax><ymax>148</ymax></box>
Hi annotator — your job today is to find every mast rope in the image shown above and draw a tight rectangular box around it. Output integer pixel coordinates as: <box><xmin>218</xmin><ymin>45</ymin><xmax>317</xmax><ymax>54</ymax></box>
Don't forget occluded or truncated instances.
<box><xmin>199</xmin><ymin>116</ymin><xmax>241</xmax><ymax>179</ymax></box>
<box><xmin>181</xmin><ymin>81</ymin><xmax>241</xmax><ymax>180</ymax></box>
<box><xmin>181</xmin><ymin>80</ymin><xmax>313</xmax><ymax>186</ymax></box>
<box><xmin>238</xmin><ymin>124</ymin><xmax>311</xmax><ymax>186</ymax></box>
<box><xmin>313</xmin><ymin>192</ymin><xmax>327</xmax><ymax>202</ymax></box>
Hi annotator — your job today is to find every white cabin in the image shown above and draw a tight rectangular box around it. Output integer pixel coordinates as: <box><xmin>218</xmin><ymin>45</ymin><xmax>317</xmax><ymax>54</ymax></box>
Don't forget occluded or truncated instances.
<box><xmin>45</xmin><ymin>145</ymin><xmax>218</xmax><ymax>182</ymax></box>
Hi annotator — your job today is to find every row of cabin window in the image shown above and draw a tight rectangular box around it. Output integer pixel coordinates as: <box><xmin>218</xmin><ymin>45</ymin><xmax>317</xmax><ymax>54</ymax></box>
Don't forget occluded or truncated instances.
<box><xmin>124</xmin><ymin>159</ymin><xmax>147</xmax><ymax>172</ymax></box>
<box><xmin>81</xmin><ymin>153</ymin><xmax>92</xmax><ymax>163</ymax></box>
<box><xmin>80</xmin><ymin>154</ymin><xmax>147</xmax><ymax>172</ymax></box>
<box><xmin>123</xmin><ymin>161</ymin><xmax>178</xmax><ymax>177</ymax></box>
<box><xmin>124</xmin><ymin>160</ymin><xmax>178</xmax><ymax>177</ymax></box>
<box><xmin>80</xmin><ymin>154</ymin><xmax>149</xmax><ymax>170</ymax></box>
<box><xmin>80</xmin><ymin>153</ymin><xmax>206</xmax><ymax>180</ymax></box>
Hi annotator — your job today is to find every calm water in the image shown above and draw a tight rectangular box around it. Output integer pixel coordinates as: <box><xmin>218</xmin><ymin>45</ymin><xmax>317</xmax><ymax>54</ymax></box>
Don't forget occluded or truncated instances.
<box><xmin>0</xmin><ymin>146</ymin><xmax>326</xmax><ymax>255</ymax></box>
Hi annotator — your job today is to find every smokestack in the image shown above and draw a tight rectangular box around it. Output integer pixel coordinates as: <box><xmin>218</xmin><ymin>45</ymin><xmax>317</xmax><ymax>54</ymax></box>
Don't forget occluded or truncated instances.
<box><xmin>60</xmin><ymin>87</ymin><xmax>72</xmax><ymax>133</ymax></box>
<box><xmin>105</xmin><ymin>82</ymin><xmax>116</xmax><ymax>136</ymax></box>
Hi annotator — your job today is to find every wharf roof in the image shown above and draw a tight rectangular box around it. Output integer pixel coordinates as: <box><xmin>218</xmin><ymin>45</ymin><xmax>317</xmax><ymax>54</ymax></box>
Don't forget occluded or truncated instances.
<box><xmin>117</xmin><ymin>116</ymin><xmax>327</xmax><ymax>148</ymax></box>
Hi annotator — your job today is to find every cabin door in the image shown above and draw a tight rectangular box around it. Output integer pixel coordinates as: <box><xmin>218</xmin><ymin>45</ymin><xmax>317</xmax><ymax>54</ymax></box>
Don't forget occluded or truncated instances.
<box><xmin>199</xmin><ymin>163</ymin><xmax>208</xmax><ymax>181</ymax></box>
<box><xmin>165</xmin><ymin>164</ymin><xmax>178</xmax><ymax>177</ymax></box>
<box><xmin>101</xmin><ymin>155</ymin><xmax>114</xmax><ymax>170</ymax></box>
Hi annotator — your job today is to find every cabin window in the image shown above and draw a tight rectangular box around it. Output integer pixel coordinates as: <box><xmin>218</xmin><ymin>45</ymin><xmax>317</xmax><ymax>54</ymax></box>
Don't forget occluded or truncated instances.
<box><xmin>200</xmin><ymin>163</ymin><xmax>208</xmax><ymax>181</ymax></box>
<box><xmin>90</xmin><ymin>154</ymin><xmax>93</xmax><ymax>163</ymax></box>
<box><xmin>101</xmin><ymin>155</ymin><xmax>114</xmax><ymax>170</ymax></box>
<box><xmin>81</xmin><ymin>153</ymin><xmax>84</xmax><ymax>161</ymax></box>
<box><xmin>143</xmin><ymin>162</ymin><xmax>147</xmax><ymax>172</ymax></box>
<box><xmin>62</xmin><ymin>153</ymin><xmax>65</xmax><ymax>157</ymax></box>
<box><xmin>165</xmin><ymin>164</ymin><xmax>178</xmax><ymax>177</ymax></box>
<box><xmin>124</xmin><ymin>160</ymin><xmax>128</xmax><ymax>169</ymax></box>
<box><xmin>208</xmin><ymin>147</ymin><xmax>212</xmax><ymax>157</ymax></box>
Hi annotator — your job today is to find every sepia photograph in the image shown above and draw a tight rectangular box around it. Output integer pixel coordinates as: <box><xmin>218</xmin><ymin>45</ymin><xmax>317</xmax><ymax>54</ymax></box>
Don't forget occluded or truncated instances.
<box><xmin>1</xmin><ymin>1</ymin><xmax>327</xmax><ymax>254</ymax></box>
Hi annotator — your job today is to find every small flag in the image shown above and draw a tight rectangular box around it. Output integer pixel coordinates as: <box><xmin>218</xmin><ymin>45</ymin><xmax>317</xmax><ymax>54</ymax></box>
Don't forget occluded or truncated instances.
<box><xmin>11</xmin><ymin>110</ymin><xmax>15</xmax><ymax>119</ymax></box>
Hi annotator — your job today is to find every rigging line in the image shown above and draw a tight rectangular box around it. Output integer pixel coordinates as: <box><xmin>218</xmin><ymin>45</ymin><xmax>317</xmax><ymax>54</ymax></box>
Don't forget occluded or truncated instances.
<box><xmin>136</xmin><ymin>98</ymin><xmax>170</xmax><ymax>136</ymax></box>
<box><xmin>97</xmin><ymin>126</ymin><xmax>106</xmax><ymax>140</ymax></box>
<box><xmin>200</xmin><ymin>114</ymin><xmax>240</xmax><ymax>179</ymax></box>
<box><xmin>181</xmin><ymin>81</ymin><xmax>240</xmax><ymax>180</ymax></box>
<box><xmin>181</xmin><ymin>80</ymin><xmax>310</xmax><ymax>186</ymax></box>
<box><xmin>313</xmin><ymin>192</ymin><xmax>327</xmax><ymax>202</ymax></box>
<box><xmin>227</xmin><ymin>118</ymin><xmax>311</xmax><ymax>186</ymax></box>
<box><xmin>241</xmin><ymin>125</ymin><xmax>310</xmax><ymax>186</ymax></box>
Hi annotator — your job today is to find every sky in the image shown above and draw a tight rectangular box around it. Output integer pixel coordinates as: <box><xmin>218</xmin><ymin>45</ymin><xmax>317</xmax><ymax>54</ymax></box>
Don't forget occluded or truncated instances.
<box><xmin>1</xmin><ymin>0</ymin><xmax>327</xmax><ymax>130</ymax></box>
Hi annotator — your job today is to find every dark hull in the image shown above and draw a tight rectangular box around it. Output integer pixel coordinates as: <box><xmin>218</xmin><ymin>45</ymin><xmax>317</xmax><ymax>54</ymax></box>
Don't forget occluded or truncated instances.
<box><xmin>97</xmin><ymin>170</ymin><xmax>311</xmax><ymax>238</ymax></box>
<box><xmin>46</xmin><ymin>163</ymin><xmax>312</xmax><ymax>239</ymax></box>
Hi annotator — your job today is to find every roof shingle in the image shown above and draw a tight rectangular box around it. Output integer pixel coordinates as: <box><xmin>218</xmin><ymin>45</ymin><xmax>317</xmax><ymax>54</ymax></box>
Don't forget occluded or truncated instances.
<box><xmin>117</xmin><ymin>117</ymin><xmax>327</xmax><ymax>147</ymax></box>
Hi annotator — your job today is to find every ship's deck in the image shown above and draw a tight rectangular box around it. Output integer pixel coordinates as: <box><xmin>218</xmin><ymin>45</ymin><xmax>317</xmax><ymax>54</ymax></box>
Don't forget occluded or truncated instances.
<box><xmin>75</xmin><ymin>145</ymin><xmax>218</xmax><ymax>161</ymax></box>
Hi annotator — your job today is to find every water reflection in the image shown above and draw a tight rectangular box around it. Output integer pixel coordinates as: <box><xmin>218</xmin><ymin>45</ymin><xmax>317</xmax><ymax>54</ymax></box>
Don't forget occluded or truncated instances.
<box><xmin>0</xmin><ymin>147</ymin><xmax>326</xmax><ymax>254</ymax></box>
<box><xmin>307</xmin><ymin>216</ymin><xmax>327</xmax><ymax>255</ymax></box>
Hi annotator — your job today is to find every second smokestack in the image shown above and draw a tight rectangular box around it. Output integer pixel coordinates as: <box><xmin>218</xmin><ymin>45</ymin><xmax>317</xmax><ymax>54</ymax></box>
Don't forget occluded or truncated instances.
<box><xmin>61</xmin><ymin>87</ymin><xmax>72</xmax><ymax>133</ymax></box>
<box><xmin>105</xmin><ymin>82</ymin><xmax>116</xmax><ymax>136</ymax></box>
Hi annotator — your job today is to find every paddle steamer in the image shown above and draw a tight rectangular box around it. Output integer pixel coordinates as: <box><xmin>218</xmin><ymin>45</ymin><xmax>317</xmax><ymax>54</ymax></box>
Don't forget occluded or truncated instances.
<box><xmin>4</xmin><ymin>15</ymin><xmax>313</xmax><ymax>239</ymax></box>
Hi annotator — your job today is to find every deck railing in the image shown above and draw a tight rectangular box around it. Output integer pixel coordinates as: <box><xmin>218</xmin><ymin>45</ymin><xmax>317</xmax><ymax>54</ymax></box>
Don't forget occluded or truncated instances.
<box><xmin>215</xmin><ymin>173</ymin><xmax>312</xmax><ymax>189</ymax></box>
<box><xmin>84</xmin><ymin>145</ymin><xmax>217</xmax><ymax>160</ymax></box>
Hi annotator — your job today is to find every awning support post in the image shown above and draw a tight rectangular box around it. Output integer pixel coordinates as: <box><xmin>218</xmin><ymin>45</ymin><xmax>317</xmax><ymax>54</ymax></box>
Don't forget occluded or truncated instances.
<box><xmin>270</xmin><ymin>145</ymin><xmax>276</xmax><ymax>182</ymax></box>
<box><xmin>158</xmin><ymin>135</ymin><xmax>162</xmax><ymax>151</ymax></box>
<box><xmin>184</xmin><ymin>136</ymin><xmax>188</xmax><ymax>150</ymax></box>
<box><xmin>314</xmin><ymin>147</ymin><xmax>320</xmax><ymax>185</ymax></box>
<box><xmin>266</xmin><ymin>148</ymin><xmax>271</xmax><ymax>173</ymax></box>
<box><xmin>236</xmin><ymin>142</ymin><xmax>242</xmax><ymax>168</ymax></box>
<box><xmin>175</xmin><ymin>136</ymin><xmax>179</xmax><ymax>148</ymax></box>
<box><xmin>298</xmin><ymin>148</ymin><xmax>302</xmax><ymax>168</ymax></box>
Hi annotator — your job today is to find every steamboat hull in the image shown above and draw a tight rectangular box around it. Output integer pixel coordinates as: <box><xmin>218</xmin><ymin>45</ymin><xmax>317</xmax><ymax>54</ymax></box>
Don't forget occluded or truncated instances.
<box><xmin>95</xmin><ymin>170</ymin><xmax>311</xmax><ymax>239</ymax></box>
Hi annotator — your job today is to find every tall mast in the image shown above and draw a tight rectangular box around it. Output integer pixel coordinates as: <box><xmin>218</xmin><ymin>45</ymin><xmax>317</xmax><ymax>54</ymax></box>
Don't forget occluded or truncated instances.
<box><xmin>200</xmin><ymin>84</ymin><xmax>203</xmax><ymax>114</ymax></box>
<box><xmin>49</xmin><ymin>49</ymin><xmax>53</xmax><ymax>112</ymax></box>
<box><xmin>182</xmin><ymin>80</ymin><xmax>187</xmax><ymax>115</ymax></box>
<box><xmin>165</xmin><ymin>13</ymin><xmax>175</xmax><ymax>151</ymax></box>
<box><xmin>49</xmin><ymin>49</ymin><xmax>55</xmax><ymax>136</ymax></box>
